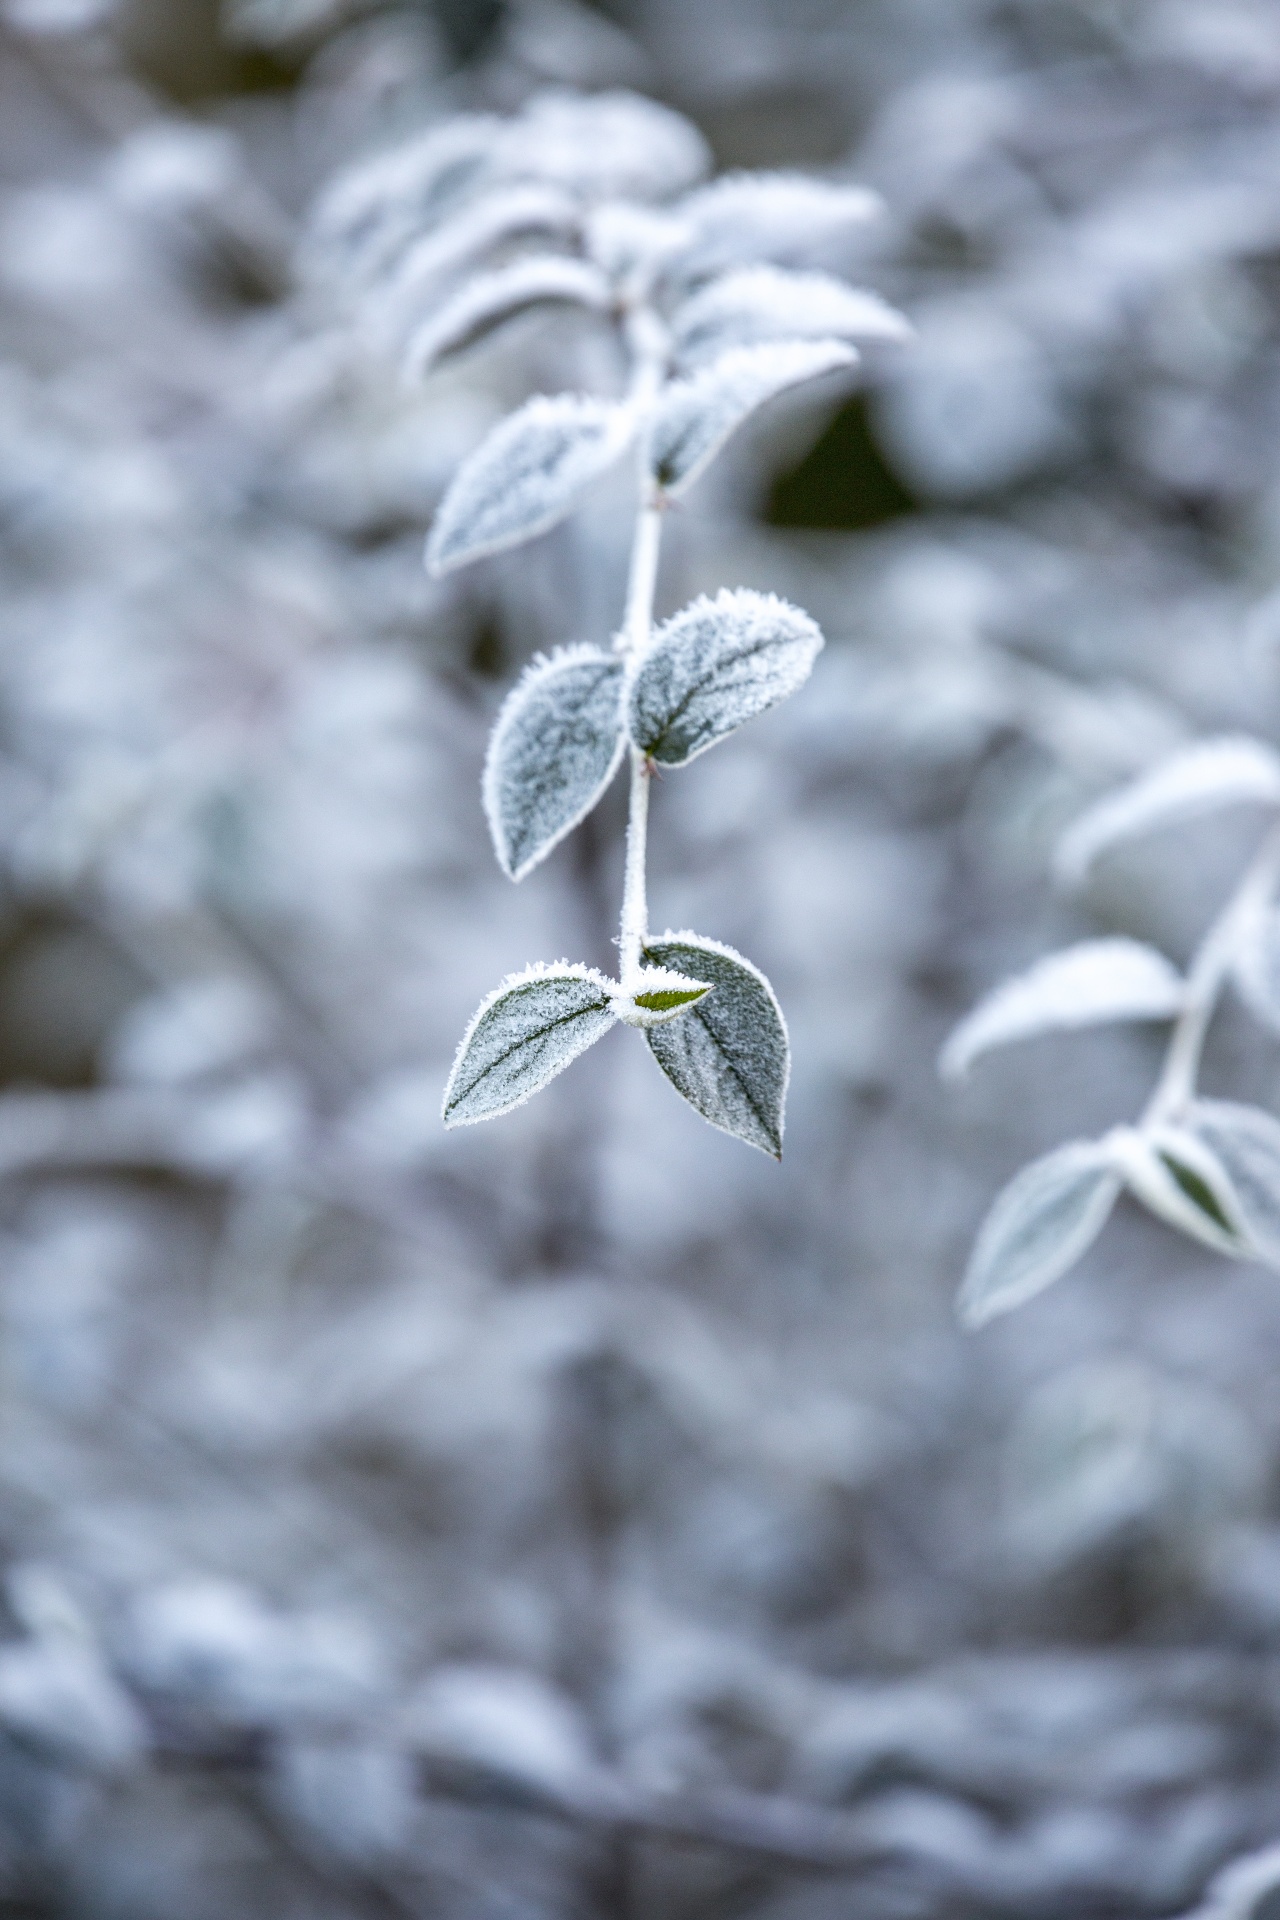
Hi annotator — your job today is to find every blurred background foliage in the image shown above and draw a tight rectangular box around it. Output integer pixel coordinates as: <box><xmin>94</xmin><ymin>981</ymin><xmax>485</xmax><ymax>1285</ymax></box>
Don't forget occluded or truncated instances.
<box><xmin>3</xmin><ymin>0</ymin><xmax>1280</xmax><ymax>1914</ymax></box>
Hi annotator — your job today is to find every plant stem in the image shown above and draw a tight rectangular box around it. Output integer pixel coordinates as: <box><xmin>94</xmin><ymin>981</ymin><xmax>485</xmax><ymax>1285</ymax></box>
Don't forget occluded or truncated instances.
<box><xmin>619</xmin><ymin>746</ymin><xmax>650</xmax><ymax>985</ymax></box>
<box><xmin>614</xmin><ymin>302</ymin><xmax>669</xmax><ymax>989</ymax></box>
<box><xmin>1144</xmin><ymin>820</ymin><xmax>1280</xmax><ymax>1124</ymax></box>
<box><xmin>620</xmin><ymin>502</ymin><xmax>662</xmax><ymax>659</ymax></box>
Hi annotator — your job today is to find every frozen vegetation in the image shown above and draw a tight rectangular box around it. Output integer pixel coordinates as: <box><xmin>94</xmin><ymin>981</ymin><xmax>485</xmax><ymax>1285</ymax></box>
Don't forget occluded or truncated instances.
<box><xmin>2</xmin><ymin>1</ymin><xmax>1280</xmax><ymax>1916</ymax></box>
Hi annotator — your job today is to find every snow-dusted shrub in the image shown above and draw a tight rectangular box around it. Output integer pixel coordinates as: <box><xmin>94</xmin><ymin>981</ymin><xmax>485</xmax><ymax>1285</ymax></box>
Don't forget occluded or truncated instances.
<box><xmin>946</xmin><ymin>737</ymin><xmax>1280</xmax><ymax>1324</ymax></box>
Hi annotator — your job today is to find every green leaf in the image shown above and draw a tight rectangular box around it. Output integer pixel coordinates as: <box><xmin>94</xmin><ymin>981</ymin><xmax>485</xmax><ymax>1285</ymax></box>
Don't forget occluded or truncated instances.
<box><xmin>1157</xmin><ymin>1152</ymin><xmax>1236</xmax><ymax>1234</ymax></box>
<box><xmin>1109</xmin><ymin>1124</ymin><xmax>1246</xmax><ymax>1257</ymax></box>
<box><xmin>634</xmin><ymin>988</ymin><xmax>704</xmax><ymax>1012</ymax></box>
<box><xmin>640</xmin><ymin>932</ymin><xmax>787</xmax><ymax>1156</ymax></box>
<box><xmin>443</xmin><ymin>964</ymin><xmax>617</xmax><ymax>1127</ymax></box>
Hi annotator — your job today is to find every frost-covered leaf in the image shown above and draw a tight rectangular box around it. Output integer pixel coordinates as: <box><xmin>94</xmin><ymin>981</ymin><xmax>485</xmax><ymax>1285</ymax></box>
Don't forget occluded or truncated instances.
<box><xmin>442</xmin><ymin>965</ymin><xmax>617</xmax><ymax>1127</ymax></box>
<box><xmin>399</xmin><ymin>1665</ymin><xmax>603</xmax><ymax>1816</ymax></box>
<box><xmin>673</xmin><ymin>265</ymin><xmax>911</xmax><ymax>367</ymax></box>
<box><xmin>615</xmin><ymin>966</ymin><xmax>712</xmax><ymax>1028</ymax></box>
<box><xmin>1232</xmin><ymin>902</ymin><xmax>1280</xmax><ymax>1034</ymax></box>
<box><xmin>646</xmin><ymin>340</ymin><xmax>857</xmax><ymax>497</ymax></box>
<box><xmin>1185</xmin><ymin>1842</ymin><xmax>1280</xmax><ymax>1920</ymax></box>
<box><xmin>584</xmin><ymin>201</ymin><xmax>693</xmax><ymax>282</ymax></box>
<box><xmin>405</xmin><ymin>258</ymin><xmax>612</xmax><ymax>377</ymax></box>
<box><xmin>309</xmin><ymin>118</ymin><xmax>501</xmax><ymax>278</ymax></box>
<box><xmin>940</xmin><ymin>938</ymin><xmax>1185</xmax><ymax>1079</ymax></box>
<box><xmin>506</xmin><ymin>90</ymin><xmax>710</xmax><ymax>200</ymax></box>
<box><xmin>1056</xmin><ymin>737</ymin><xmax>1280</xmax><ymax>885</ymax></box>
<box><xmin>482</xmin><ymin>647</ymin><xmax>626</xmax><ymax>881</ymax></box>
<box><xmin>223</xmin><ymin>0</ymin><xmax>347</xmax><ymax>47</ymax></box>
<box><xmin>383</xmin><ymin>183</ymin><xmax>581</xmax><ymax>313</ymax></box>
<box><xmin>1187</xmin><ymin>1100</ymin><xmax>1280</xmax><ymax>1267</ymax></box>
<box><xmin>0</xmin><ymin>1638</ymin><xmax>146</xmax><ymax>1774</ymax></box>
<box><xmin>672</xmin><ymin>172</ymin><xmax>882</xmax><ymax>278</ymax></box>
<box><xmin>426</xmin><ymin>395</ymin><xmax>634</xmax><ymax>577</ymax></box>
<box><xmin>627</xmin><ymin>589</ymin><xmax>823</xmax><ymax>766</ymax></box>
<box><xmin>959</xmin><ymin>1141</ymin><xmax>1122</xmax><ymax>1328</ymax></box>
<box><xmin>3</xmin><ymin>0</ymin><xmax>117</xmax><ymax>32</ymax></box>
<box><xmin>1110</xmin><ymin>1124</ymin><xmax>1248</xmax><ymax>1256</ymax></box>
<box><xmin>641</xmin><ymin>933</ymin><xmax>788</xmax><ymax>1156</ymax></box>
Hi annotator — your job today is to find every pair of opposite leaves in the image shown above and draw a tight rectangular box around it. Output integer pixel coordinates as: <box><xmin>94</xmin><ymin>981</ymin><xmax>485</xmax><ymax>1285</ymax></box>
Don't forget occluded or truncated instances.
<box><xmin>424</xmin><ymin>340</ymin><xmax>861</xmax><ymax>580</ymax></box>
<box><xmin>441</xmin><ymin>588</ymin><xmax>823</xmax><ymax>1156</ymax></box>
<box><xmin>944</xmin><ymin>734</ymin><xmax>1280</xmax><ymax>1325</ymax></box>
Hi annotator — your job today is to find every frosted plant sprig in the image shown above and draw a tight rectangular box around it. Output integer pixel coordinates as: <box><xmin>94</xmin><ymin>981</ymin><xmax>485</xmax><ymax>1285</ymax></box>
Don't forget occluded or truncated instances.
<box><xmin>321</xmin><ymin>93</ymin><xmax>910</xmax><ymax>1153</ymax></box>
<box><xmin>944</xmin><ymin>736</ymin><xmax>1280</xmax><ymax>1325</ymax></box>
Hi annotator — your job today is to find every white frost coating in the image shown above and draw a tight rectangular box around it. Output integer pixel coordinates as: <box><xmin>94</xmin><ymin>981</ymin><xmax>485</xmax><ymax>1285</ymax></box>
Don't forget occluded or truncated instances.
<box><xmin>442</xmin><ymin>964</ymin><xmax>618</xmax><ymax>1128</ymax></box>
<box><xmin>1110</xmin><ymin>1123</ymin><xmax>1247</xmax><ymax>1256</ymax></box>
<box><xmin>1180</xmin><ymin>1842</ymin><xmax>1280</xmax><ymax>1920</ymax></box>
<box><xmin>405</xmin><ymin>258</ymin><xmax>612</xmax><ymax>377</ymax></box>
<box><xmin>1056</xmin><ymin>736</ymin><xmax>1280</xmax><ymax>885</ymax></box>
<box><xmin>383</xmin><ymin>183</ymin><xmax>582</xmax><ymax>314</ymax></box>
<box><xmin>1232</xmin><ymin>902</ymin><xmax>1280</xmax><ymax>1034</ymax></box>
<box><xmin>399</xmin><ymin>1665</ymin><xmax>599</xmax><ymax>1814</ymax></box>
<box><xmin>673</xmin><ymin>266</ymin><xmax>912</xmax><ymax>366</ymax></box>
<box><xmin>1187</xmin><ymin>1100</ymin><xmax>1280</xmax><ymax>1267</ymax></box>
<box><xmin>641</xmin><ymin>932</ymin><xmax>789</xmax><ymax>1157</ymax></box>
<box><xmin>309</xmin><ymin>117</ymin><xmax>499</xmax><ymax>273</ymax></box>
<box><xmin>0</xmin><ymin>1637</ymin><xmax>146</xmax><ymax>1774</ymax></box>
<box><xmin>426</xmin><ymin>395</ymin><xmax>635</xmax><ymax>577</ymax></box>
<box><xmin>958</xmin><ymin>1140</ymin><xmax>1122</xmax><ymax>1328</ymax></box>
<box><xmin>508</xmin><ymin>90</ymin><xmax>710</xmax><ymax>200</ymax></box>
<box><xmin>482</xmin><ymin>646</ymin><xmax>626</xmax><ymax>882</ymax></box>
<box><xmin>627</xmin><ymin>589</ymin><xmax>823</xmax><ymax>766</ymax></box>
<box><xmin>584</xmin><ymin>201</ymin><xmax>693</xmax><ymax>282</ymax></box>
<box><xmin>615</xmin><ymin>965</ymin><xmax>713</xmax><ymax>1029</ymax></box>
<box><xmin>940</xmin><ymin>938</ymin><xmax>1185</xmax><ymax>1079</ymax></box>
<box><xmin>671</xmin><ymin>172</ymin><xmax>883</xmax><ymax>278</ymax></box>
<box><xmin>646</xmin><ymin>339</ymin><xmax>858</xmax><ymax>498</ymax></box>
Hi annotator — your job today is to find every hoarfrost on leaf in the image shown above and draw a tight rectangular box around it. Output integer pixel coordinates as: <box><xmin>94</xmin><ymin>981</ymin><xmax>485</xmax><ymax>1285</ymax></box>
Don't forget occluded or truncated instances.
<box><xmin>645</xmin><ymin>339</ymin><xmax>858</xmax><ymax>498</ymax></box>
<box><xmin>399</xmin><ymin>1664</ymin><xmax>602</xmax><ymax>1816</ymax></box>
<box><xmin>309</xmin><ymin>118</ymin><xmax>501</xmax><ymax>279</ymax></box>
<box><xmin>482</xmin><ymin>646</ymin><xmax>626</xmax><ymax>882</ymax></box>
<box><xmin>442</xmin><ymin>964</ymin><xmax>618</xmax><ymax>1128</ymax></box>
<box><xmin>224</xmin><ymin>0</ymin><xmax>348</xmax><ymax>46</ymax></box>
<box><xmin>940</xmin><ymin>938</ymin><xmax>1185</xmax><ymax>1078</ymax></box>
<box><xmin>506</xmin><ymin>90</ymin><xmax>710</xmax><ymax>201</ymax></box>
<box><xmin>0</xmin><ymin>1637</ymin><xmax>146</xmax><ymax>1774</ymax></box>
<box><xmin>615</xmin><ymin>965</ymin><xmax>712</xmax><ymax>1028</ymax></box>
<box><xmin>405</xmin><ymin>257</ymin><xmax>613</xmax><ymax>378</ymax></box>
<box><xmin>1186</xmin><ymin>1100</ymin><xmax>1280</xmax><ymax>1267</ymax></box>
<box><xmin>672</xmin><ymin>265</ymin><xmax>912</xmax><ymax>367</ymax></box>
<box><xmin>584</xmin><ymin>201</ymin><xmax>693</xmax><ymax>282</ymax></box>
<box><xmin>1110</xmin><ymin>1123</ymin><xmax>1249</xmax><ymax>1256</ymax></box>
<box><xmin>1183</xmin><ymin>1842</ymin><xmax>1280</xmax><ymax>1920</ymax></box>
<box><xmin>641</xmin><ymin>933</ymin><xmax>788</xmax><ymax>1157</ymax></box>
<box><xmin>627</xmin><ymin>589</ymin><xmax>823</xmax><ymax>766</ymax></box>
<box><xmin>382</xmin><ymin>183</ymin><xmax>582</xmax><ymax>321</ymax></box>
<box><xmin>1056</xmin><ymin>736</ymin><xmax>1280</xmax><ymax>885</ymax></box>
<box><xmin>426</xmin><ymin>394</ymin><xmax>634</xmax><ymax>577</ymax></box>
<box><xmin>671</xmin><ymin>172</ymin><xmax>883</xmax><ymax>278</ymax></box>
<box><xmin>958</xmin><ymin>1140</ymin><xmax>1123</xmax><ymax>1327</ymax></box>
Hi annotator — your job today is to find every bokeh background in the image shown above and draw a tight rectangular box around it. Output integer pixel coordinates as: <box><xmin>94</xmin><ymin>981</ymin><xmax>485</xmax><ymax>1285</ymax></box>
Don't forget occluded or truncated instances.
<box><xmin>4</xmin><ymin>0</ymin><xmax>1280</xmax><ymax>1913</ymax></box>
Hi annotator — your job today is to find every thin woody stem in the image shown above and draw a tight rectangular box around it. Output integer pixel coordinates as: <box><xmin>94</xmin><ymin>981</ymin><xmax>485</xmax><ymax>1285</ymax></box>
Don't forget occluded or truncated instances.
<box><xmin>615</xmin><ymin>302</ymin><xmax>669</xmax><ymax>987</ymax></box>
<box><xmin>618</xmin><ymin>747</ymin><xmax>651</xmax><ymax>985</ymax></box>
<box><xmin>620</xmin><ymin>503</ymin><xmax>662</xmax><ymax>659</ymax></box>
